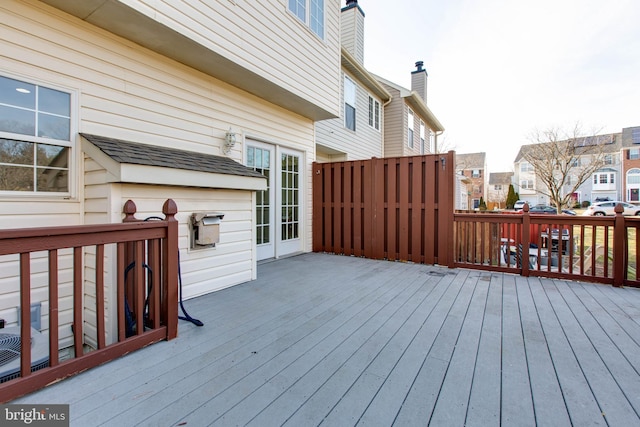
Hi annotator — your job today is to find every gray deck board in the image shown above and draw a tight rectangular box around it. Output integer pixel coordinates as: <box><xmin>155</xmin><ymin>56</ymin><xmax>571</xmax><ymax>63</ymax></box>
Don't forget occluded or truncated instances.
<box><xmin>464</xmin><ymin>273</ymin><xmax>503</xmax><ymax>427</ymax></box>
<box><xmin>12</xmin><ymin>253</ymin><xmax>640</xmax><ymax>427</ymax></box>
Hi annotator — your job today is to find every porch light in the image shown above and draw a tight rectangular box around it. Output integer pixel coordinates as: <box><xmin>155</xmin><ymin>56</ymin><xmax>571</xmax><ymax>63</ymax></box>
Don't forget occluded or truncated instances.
<box><xmin>223</xmin><ymin>127</ymin><xmax>237</xmax><ymax>155</ymax></box>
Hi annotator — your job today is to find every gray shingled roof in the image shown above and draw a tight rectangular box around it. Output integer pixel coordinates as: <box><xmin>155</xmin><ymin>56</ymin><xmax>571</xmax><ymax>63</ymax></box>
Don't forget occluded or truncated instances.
<box><xmin>489</xmin><ymin>172</ymin><xmax>513</xmax><ymax>185</ymax></box>
<box><xmin>81</xmin><ymin>133</ymin><xmax>265</xmax><ymax>179</ymax></box>
<box><xmin>455</xmin><ymin>152</ymin><xmax>486</xmax><ymax>170</ymax></box>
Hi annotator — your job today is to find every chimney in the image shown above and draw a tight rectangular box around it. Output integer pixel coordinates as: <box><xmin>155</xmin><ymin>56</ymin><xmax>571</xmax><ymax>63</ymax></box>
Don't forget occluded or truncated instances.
<box><xmin>341</xmin><ymin>0</ymin><xmax>365</xmax><ymax>64</ymax></box>
<box><xmin>411</xmin><ymin>61</ymin><xmax>428</xmax><ymax>103</ymax></box>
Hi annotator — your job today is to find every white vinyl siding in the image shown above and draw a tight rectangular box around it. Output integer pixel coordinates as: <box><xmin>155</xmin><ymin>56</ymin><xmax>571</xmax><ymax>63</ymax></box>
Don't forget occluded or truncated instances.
<box><xmin>1</xmin><ymin>0</ymin><xmax>321</xmax><ymax>341</ymax></box>
<box><xmin>315</xmin><ymin>72</ymin><xmax>384</xmax><ymax>160</ymax></box>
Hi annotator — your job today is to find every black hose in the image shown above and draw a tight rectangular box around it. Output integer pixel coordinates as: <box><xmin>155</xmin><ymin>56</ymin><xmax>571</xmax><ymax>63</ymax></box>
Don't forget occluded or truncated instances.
<box><xmin>177</xmin><ymin>251</ymin><xmax>204</xmax><ymax>327</ymax></box>
<box><xmin>144</xmin><ymin>216</ymin><xmax>203</xmax><ymax>327</ymax></box>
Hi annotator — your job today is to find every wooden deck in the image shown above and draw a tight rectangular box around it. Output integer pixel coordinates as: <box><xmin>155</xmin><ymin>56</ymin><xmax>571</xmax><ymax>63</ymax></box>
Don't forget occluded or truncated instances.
<box><xmin>13</xmin><ymin>253</ymin><xmax>640</xmax><ymax>426</ymax></box>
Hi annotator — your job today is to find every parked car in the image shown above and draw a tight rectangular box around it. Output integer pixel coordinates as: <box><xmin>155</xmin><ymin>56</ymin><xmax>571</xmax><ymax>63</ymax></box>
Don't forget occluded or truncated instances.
<box><xmin>582</xmin><ymin>201</ymin><xmax>640</xmax><ymax>216</ymax></box>
<box><xmin>517</xmin><ymin>204</ymin><xmax>576</xmax><ymax>215</ymax></box>
<box><xmin>513</xmin><ymin>200</ymin><xmax>526</xmax><ymax>210</ymax></box>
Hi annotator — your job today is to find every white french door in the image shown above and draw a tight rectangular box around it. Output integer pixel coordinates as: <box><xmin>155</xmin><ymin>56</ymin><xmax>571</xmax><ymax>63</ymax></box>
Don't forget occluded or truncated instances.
<box><xmin>246</xmin><ymin>141</ymin><xmax>303</xmax><ymax>260</ymax></box>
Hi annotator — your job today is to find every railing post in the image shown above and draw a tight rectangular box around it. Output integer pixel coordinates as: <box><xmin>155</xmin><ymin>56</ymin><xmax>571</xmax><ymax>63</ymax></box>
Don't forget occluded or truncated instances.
<box><xmin>162</xmin><ymin>199</ymin><xmax>179</xmax><ymax>339</ymax></box>
<box><xmin>613</xmin><ymin>204</ymin><xmax>625</xmax><ymax>287</ymax></box>
<box><xmin>522</xmin><ymin>204</ymin><xmax>530</xmax><ymax>277</ymax></box>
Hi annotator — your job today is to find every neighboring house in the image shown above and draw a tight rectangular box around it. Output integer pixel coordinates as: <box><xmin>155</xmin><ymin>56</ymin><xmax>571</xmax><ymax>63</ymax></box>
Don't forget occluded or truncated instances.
<box><xmin>375</xmin><ymin>65</ymin><xmax>444</xmax><ymax>158</ymax></box>
<box><xmin>488</xmin><ymin>172</ymin><xmax>514</xmax><ymax>209</ymax></box>
<box><xmin>513</xmin><ymin>132</ymin><xmax>624</xmax><ymax>205</ymax></box>
<box><xmin>455</xmin><ymin>174</ymin><xmax>472</xmax><ymax>211</ymax></box>
<box><xmin>0</xmin><ymin>0</ymin><xmax>341</xmax><ymax>347</ymax></box>
<box><xmin>316</xmin><ymin>0</ymin><xmax>391</xmax><ymax>162</ymax></box>
<box><xmin>456</xmin><ymin>152</ymin><xmax>487</xmax><ymax>209</ymax></box>
<box><xmin>621</xmin><ymin>126</ymin><xmax>640</xmax><ymax>202</ymax></box>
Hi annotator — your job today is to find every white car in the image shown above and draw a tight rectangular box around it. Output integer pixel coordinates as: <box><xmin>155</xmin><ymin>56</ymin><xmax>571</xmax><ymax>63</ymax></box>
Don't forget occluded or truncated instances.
<box><xmin>582</xmin><ymin>201</ymin><xmax>640</xmax><ymax>216</ymax></box>
<box><xmin>513</xmin><ymin>200</ymin><xmax>526</xmax><ymax>210</ymax></box>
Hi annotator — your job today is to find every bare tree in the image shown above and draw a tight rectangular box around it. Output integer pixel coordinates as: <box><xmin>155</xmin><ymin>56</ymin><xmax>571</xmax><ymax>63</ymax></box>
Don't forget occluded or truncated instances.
<box><xmin>435</xmin><ymin>134</ymin><xmax>456</xmax><ymax>154</ymax></box>
<box><xmin>521</xmin><ymin>123</ymin><xmax>611</xmax><ymax>213</ymax></box>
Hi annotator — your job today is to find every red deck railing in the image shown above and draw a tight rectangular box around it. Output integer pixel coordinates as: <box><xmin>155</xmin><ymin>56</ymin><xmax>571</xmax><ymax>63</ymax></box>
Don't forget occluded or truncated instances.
<box><xmin>0</xmin><ymin>199</ymin><xmax>178</xmax><ymax>402</ymax></box>
<box><xmin>454</xmin><ymin>204</ymin><xmax>640</xmax><ymax>287</ymax></box>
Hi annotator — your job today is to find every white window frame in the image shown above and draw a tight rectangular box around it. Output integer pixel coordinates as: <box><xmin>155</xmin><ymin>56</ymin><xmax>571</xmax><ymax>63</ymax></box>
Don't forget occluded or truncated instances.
<box><xmin>520</xmin><ymin>162</ymin><xmax>534</xmax><ymax>172</ymax></box>
<box><xmin>344</xmin><ymin>76</ymin><xmax>356</xmax><ymax>131</ymax></box>
<box><xmin>420</xmin><ymin>121</ymin><xmax>426</xmax><ymax>154</ymax></box>
<box><xmin>407</xmin><ymin>108</ymin><xmax>414</xmax><ymax>148</ymax></box>
<box><xmin>521</xmin><ymin>180</ymin><xmax>534</xmax><ymax>190</ymax></box>
<box><xmin>288</xmin><ymin>0</ymin><xmax>325</xmax><ymax>39</ymax></box>
<box><xmin>0</xmin><ymin>73</ymin><xmax>76</xmax><ymax>196</ymax></box>
<box><xmin>368</xmin><ymin>96</ymin><xmax>380</xmax><ymax>131</ymax></box>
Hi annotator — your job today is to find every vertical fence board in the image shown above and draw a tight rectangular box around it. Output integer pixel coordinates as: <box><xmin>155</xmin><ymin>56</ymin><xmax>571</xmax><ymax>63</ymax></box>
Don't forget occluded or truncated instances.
<box><xmin>333</xmin><ymin>164</ymin><xmax>343</xmax><ymax>254</ymax></box>
<box><xmin>411</xmin><ymin>158</ymin><xmax>424</xmax><ymax>263</ymax></box>
<box><xmin>343</xmin><ymin>163</ymin><xmax>353</xmax><ymax>255</ymax></box>
<box><xmin>398</xmin><ymin>158</ymin><xmax>410</xmax><ymax>261</ymax></box>
<box><xmin>386</xmin><ymin>160</ymin><xmax>397</xmax><ymax>260</ymax></box>
<box><xmin>353</xmin><ymin>162</ymin><xmax>364</xmax><ymax>256</ymax></box>
<box><xmin>312</xmin><ymin>162</ymin><xmax>323</xmax><ymax>252</ymax></box>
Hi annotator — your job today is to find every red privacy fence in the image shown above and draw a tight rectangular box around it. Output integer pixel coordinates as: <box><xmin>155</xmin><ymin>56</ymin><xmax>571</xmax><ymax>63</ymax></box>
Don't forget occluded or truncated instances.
<box><xmin>312</xmin><ymin>153</ymin><xmax>455</xmax><ymax>267</ymax></box>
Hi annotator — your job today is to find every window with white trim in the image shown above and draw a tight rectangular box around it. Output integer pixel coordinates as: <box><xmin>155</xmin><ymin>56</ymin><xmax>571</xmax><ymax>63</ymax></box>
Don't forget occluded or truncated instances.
<box><xmin>594</xmin><ymin>172</ymin><xmax>615</xmax><ymax>184</ymax></box>
<box><xmin>628</xmin><ymin>168</ymin><xmax>640</xmax><ymax>184</ymax></box>
<box><xmin>521</xmin><ymin>180</ymin><xmax>534</xmax><ymax>190</ymax></box>
<box><xmin>344</xmin><ymin>76</ymin><xmax>356</xmax><ymax>131</ymax></box>
<box><xmin>288</xmin><ymin>0</ymin><xmax>324</xmax><ymax>38</ymax></box>
<box><xmin>0</xmin><ymin>75</ymin><xmax>72</xmax><ymax>193</ymax></box>
<box><xmin>520</xmin><ymin>162</ymin><xmax>534</xmax><ymax>172</ymax></box>
<box><xmin>407</xmin><ymin>109</ymin><xmax>414</xmax><ymax>148</ymax></box>
<box><xmin>368</xmin><ymin>96</ymin><xmax>380</xmax><ymax>131</ymax></box>
<box><xmin>420</xmin><ymin>121</ymin><xmax>426</xmax><ymax>154</ymax></box>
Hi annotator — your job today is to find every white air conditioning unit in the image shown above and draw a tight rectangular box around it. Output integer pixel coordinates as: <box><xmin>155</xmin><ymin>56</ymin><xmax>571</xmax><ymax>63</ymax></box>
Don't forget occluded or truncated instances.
<box><xmin>0</xmin><ymin>326</ymin><xmax>49</xmax><ymax>383</ymax></box>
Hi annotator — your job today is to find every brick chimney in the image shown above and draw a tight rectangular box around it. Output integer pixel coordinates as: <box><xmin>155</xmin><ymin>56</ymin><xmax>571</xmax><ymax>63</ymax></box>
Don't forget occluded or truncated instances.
<box><xmin>341</xmin><ymin>0</ymin><xmax>365</xmax><ymax>64</ymax></box>
<box><xmin>411</xmin><ymin>61</ymin><xmax>428</xmax><ymax>103</ymax></box>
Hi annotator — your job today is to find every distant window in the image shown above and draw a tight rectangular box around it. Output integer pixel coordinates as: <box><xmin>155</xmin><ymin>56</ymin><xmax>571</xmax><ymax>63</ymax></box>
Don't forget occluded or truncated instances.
<box><xmin>0</xmin><ymin>75</ymin><xmax>72</xmax><ymax>193</ymax></box>
<box><xmin>594</xmin><ymin>172</ymin><xmax>615</xmax><ymax>184</ymax></box>
<box><xmin>429</xmin><ymin>131</ymin><xmax>435</xmax><ymax>153</ymax></box>
<box><xmin>605</xmin><ymin>154</ymin><xmax>613</xmax><ymax>165</ymax></box>
<box><xmin>344</xmin><ymin>76</ymin><xmax>356</xmax><ymax>131</ymax></box>
<box><xmin>494</xmin><ymin>184</ymin><xmax>502</xmax><ymax>191</ymax></box>
<box><xmin>628</xmin><ymin>168</ymin><xmax>640</xmax><ymax>182</ymax></box>
<box><xmin>420</xmin><ymin>122</ymin><xmax>426</xmax><ymax>154</ymax></box>
<box><xmin>571</xmin><ymin>158</ymin><xmax>581</xmax><ymax>167</ymax></box>
<box><xmin>629</xmin><ymin>148</ymin><xmax>640</xmax><ymax>160</ymax></box>
<box><xmin>407</xmin><ymin>109</ymin><xmax>414</xmax><ymax>148</ymax></box>
<box><xmin>368</xmin><ymin>96</ymin><xmax>380</xmax><ymax>131</ymax></box>
<box><xmin>289</xmin><ymin>0</ymin><xmax>324</xmax><ymax>38</ymax></box>
<box><xmin>472</xmin><ymin>169</ymin><xmax>481</xmax><ymax>178</ymax></box>
<box><xmin>521</xmin><ymin>180</ymin><xmax>534</xmax><ymax>190</ymax></box>
<box><xmin>520</xmin><ymin>162</ymin><xmax>534</xmax><ymax>172</ymax></box>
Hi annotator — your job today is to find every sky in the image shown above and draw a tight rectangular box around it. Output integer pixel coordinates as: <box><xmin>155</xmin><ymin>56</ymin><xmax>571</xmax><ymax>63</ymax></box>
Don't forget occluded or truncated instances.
<box><xmin>360</xmin><ymin>0</ymin><xmax>640</xmax><ymax>173</ymax></box>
